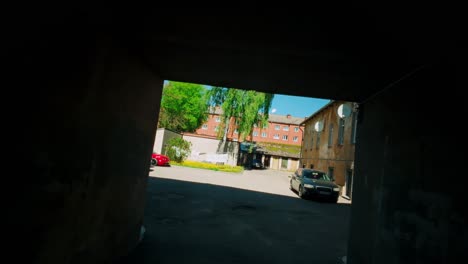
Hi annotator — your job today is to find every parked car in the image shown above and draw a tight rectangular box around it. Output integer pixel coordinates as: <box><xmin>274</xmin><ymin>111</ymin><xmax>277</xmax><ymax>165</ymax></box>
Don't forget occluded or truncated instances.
<box><xmin>151</xmin><ymin>152</ymin><xmax>170</xmax><ymax>166</ymax></box>
<box><xmin>290</xmin><ymin>168</ymin><xmax>340</xmax><ymax>202</ymax></box>
<box><xmin>251</xmin><ymin>159</ymin><xmax>265</xmax><ymax>169</ymax></box>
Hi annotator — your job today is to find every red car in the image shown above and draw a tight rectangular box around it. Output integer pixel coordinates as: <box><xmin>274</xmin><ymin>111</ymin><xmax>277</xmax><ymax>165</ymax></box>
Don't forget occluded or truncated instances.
<box><xmin>151</xmin><ymin>152</ymin><xmax>170</xmax><ymax>166</ymax></box>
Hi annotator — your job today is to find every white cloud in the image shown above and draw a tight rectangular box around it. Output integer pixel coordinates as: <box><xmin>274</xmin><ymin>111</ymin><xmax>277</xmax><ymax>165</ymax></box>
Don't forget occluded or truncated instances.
<box><xmin>271</xmin><ymin>108</ymin><xmax>277</xmax><ymax>113</ymax></box>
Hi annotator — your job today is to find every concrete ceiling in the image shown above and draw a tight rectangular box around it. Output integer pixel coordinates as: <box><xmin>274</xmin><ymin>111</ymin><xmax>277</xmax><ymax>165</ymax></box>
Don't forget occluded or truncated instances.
<box><xmin>10</xmin><ymin>5</ymin><xmax>457</xmax><ymax>102</ymax></box>
<box><xmin>115</xmin><ymin>6</ymin><xmax>456</xmax><ymax>102</ymax></box>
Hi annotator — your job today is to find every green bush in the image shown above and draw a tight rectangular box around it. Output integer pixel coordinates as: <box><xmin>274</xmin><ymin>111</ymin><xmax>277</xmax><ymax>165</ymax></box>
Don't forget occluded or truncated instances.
<box><xmin>166</xmin><ymin>137</ymin><xmax>192</xmax><ymax>163</ymax></box>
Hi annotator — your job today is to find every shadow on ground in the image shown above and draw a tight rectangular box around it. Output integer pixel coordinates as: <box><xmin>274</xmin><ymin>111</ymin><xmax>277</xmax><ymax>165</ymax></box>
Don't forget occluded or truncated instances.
<box><xmin>119</xmin><ymin>177</ymin><xmax>350</xmax><ymax>264</ymax></box>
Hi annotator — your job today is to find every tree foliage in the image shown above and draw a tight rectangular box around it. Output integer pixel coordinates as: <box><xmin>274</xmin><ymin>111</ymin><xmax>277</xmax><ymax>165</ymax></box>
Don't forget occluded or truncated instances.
<box><xmin>166</xmin><ymin>137</ymin><xmax>192</xmax><ymax>163</ymax></box>
<box><xmin>158</xmin><ymin>81</ymin><xmax>208</xmax><ymax>132</ymax></box>
<box><xmin>207</xmin><ymin>87</ymin><xmax>274</xmax><ymax>141</ymax></box>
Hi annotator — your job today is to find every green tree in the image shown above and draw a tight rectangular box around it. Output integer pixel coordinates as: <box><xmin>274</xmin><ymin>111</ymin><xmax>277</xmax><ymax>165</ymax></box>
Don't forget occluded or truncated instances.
<box><xmin>158</xmin><ymin>81</ymin><xmax>208</xmax><ymax>132</ymax></box>
<box><xmin>166</xmin><ymin>137</ymin><xmax>192</xmax><ymax>163</ymax></box>
<box><xmin>207</xmin><ymin>87</ymin><xmax>274</xmax><ymax>141</ymax></box>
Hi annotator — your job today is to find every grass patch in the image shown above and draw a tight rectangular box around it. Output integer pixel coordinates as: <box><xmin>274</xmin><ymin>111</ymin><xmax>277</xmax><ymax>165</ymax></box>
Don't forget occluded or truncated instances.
<box><xmin>172</xmin><ymin>160</ymin><xmax>244</xmax><ymax>173</ymax></box>
<box><xmin>258</xmin><ymin>142</ymin><xmax>301</xmax><ymax>155</ymax></box>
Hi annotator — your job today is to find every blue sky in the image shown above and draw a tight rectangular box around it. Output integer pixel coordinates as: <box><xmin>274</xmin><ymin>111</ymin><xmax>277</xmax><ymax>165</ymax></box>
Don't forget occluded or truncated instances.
<box><xmin>270</xmin><ymin>94</ymin><xmax>330</xmax><ymax>118</ymax></box>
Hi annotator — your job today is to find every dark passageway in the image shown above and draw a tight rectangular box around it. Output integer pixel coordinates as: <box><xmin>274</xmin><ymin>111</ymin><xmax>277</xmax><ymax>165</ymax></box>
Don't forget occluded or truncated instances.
<box><xmin>4</xmin><ymin>5</ymin><xmax>464</xmax><ymax>264</ymax></box>
<box><xmin>121</xmin><ymin>169</ymin><xmax>350</xmax><ymax>264</ymax></box>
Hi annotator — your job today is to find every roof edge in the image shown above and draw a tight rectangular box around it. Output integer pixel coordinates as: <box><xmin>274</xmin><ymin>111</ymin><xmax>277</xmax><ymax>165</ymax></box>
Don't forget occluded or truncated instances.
<box><xmin>300</xmin><ymin>100</ymin><xmax>336</xmax><ymax>125</ymax></box>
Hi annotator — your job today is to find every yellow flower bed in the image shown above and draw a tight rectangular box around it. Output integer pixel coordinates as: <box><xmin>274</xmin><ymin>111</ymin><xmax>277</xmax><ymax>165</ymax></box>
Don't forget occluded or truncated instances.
<box><xmin>172</xmin><ymin>160</ymin><xmax>244</xmax><ymax>173</ymax></box>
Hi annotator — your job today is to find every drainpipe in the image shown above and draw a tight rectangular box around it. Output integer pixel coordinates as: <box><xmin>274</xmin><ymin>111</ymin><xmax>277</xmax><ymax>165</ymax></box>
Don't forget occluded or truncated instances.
<box><xmin>299</xmin><ymin>126</ymin><xmax>304</xmax><ymax>168</ymax></box>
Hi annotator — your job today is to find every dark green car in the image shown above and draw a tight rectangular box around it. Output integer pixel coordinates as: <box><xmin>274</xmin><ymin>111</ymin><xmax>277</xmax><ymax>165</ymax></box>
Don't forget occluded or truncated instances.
<box><xmin>290</xmin><ymin>168</ymin><xmax>340</xmax><ymax>203</ymax></box>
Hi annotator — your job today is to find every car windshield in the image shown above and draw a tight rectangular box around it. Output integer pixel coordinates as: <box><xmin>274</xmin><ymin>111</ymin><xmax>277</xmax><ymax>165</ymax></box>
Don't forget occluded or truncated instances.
<box><xmin>303</xmin><ymin>170</ymin><xmax>331</xmax><ymax>181</ymax></box>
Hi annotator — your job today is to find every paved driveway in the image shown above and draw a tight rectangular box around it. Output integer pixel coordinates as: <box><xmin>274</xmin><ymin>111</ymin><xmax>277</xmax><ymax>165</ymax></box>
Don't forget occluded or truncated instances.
<box><xmin>121</xmin><ymin>166</ymin><xmax>350</xmax><ymax>264</ymax></box>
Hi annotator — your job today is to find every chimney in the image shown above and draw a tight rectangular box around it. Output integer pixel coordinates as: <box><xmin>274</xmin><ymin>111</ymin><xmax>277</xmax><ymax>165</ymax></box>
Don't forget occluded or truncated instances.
<box><xmin>286</xmin><ymin>114</ymin><xmax>291</xmax><ymax>119</ymax></box>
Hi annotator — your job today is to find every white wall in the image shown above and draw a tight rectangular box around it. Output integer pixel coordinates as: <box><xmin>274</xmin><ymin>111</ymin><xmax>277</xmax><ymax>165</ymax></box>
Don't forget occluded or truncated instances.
<box><xmin>183</xmin><ymin>135</ymin><xmax>239</xmax><ymax>166</ymax></box>
<box><xmin>153</xmin><ymin>129</ymin><xmax>165</xmax><ymax>153</ymax></box>
<box><xmin>153</xmin><ymin>128</ymin><xmax>182</xmax><ymax>154</ymax></box>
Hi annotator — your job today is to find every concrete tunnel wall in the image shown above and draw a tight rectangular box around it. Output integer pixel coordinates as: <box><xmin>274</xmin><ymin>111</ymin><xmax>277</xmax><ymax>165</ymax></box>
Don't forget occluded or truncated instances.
<box><xmin>4</xmin><ymin>13</ymin><xmax>464</xmax><ymax>264</ymax></box>
<box><xmin>6</xmin><ymin>29</ymin><xmax>164</xmax><ymax>263</ymax></box>
<box><xmin>348</xmin><ymin>60</ymin><xmax>467</xmax><ymax>264</ymax></box>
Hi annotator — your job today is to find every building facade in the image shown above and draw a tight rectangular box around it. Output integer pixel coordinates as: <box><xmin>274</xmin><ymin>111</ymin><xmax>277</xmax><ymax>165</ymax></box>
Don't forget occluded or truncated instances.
<box><xmin>194</xmin><ymin>107</ymin><xmax>305</xmax><ymax>170</ymax></box>
<box><xmin>195</xmin><ymin>106</ymin><xmax>305</xmax><ymax>145</ymax></box>
<box><xmin>300</xmin><ymin>100</ymin><xmax>358</xmax><ymax>199</ymax></box>
<box><xmin>257</xmin><ymin>152</ymin><xmax>300</xmax><ymax>171</ymax></box>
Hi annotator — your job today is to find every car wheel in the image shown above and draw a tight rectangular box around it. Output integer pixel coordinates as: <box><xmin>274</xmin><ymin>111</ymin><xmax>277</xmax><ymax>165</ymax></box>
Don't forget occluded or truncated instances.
<box><xmin>298</xmin><ymin>185</ymin><xmax>304</xmax><ymax>198</ymax></box>
<box><xmin>289</xmin><ymin>180</ymin><xmax>293</xmax><ymax>191</ymax></box>
<box><xmin>151</xmin><ymin>159</ymin><xmax>157</xmax><ymax>166</ymax></box>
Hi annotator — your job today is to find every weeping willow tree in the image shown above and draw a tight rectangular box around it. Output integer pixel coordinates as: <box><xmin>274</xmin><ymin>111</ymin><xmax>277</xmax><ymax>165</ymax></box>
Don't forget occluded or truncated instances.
<box><xmin>207</xmin><ymin>87</ymin><xmax>274</xmax><ymax>142</ymax></box>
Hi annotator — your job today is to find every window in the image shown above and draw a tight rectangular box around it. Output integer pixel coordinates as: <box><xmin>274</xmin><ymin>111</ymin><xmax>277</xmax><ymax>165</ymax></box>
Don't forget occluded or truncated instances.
<box><xmin>202</xmin><ymin>124</ymin><xmax>208</xmax><ymax>130</ymax></box>
<box><xmin>273</xmin><ymin>134</ymin><xmax>279</xmax><ymax>139</ymax></box>
<box><xmin>345</xmin><ymin>169</ymin><xmax>353</xmax><ymax>198</ymax></box>
<box><xmin>328</xmin><ymin>167</ymin><xmax>335</xmax><ymax>181</ymax></box>
<box><xmin>282</xmin><ymin>135</ymin><xmax>288</xmax><ymax>140</ymax></box>
<box><xmin>214</xmin><ymin>125</ymin><xmax>219</xmax><ymax>132</ymax></box>
<box><xmin>261</xmin><ymin>132</ymin><xmax>267</xmax><ymax>137</ymax></box>
<box><xmin>283</xmin><ymin>126</ymin><xmax>289</xmax><ymax>131</ymax></box>
<box><xmin>328</xmin><ymin>124</ymin><xmax>334</xmax><ymax>147</ymax></box>
<box><xmin>215</xmin><ymin>116</ymin><xmax>221</xmax><ymax>123</ymax></box>
<box><xmin>293</xmin><ymin>136</ymin><xmax>298</xmax><ymax>142</ymax></box>
<box><xmin>351</xmin><ymin>111</ymin><xmax>357</xmax><ymax>144</ymax></box>
<box><xmin>338</xmin><ymin>118</ymin><xmax>345</xmax><ymax>145</ymax></box>
<box><xmin>294</xmin><ymin>127</ymin><xmax>299</xmax><ymax>132</ymax></box>
<box><xmin>253</xmin><ymin>131</ymin><xmax>258</xmax><ymax>137</ymax></box>
<box><xmin>234</xmin><ymin>129</ymin><xmax>239</xmax><ymax>134</ymax></box>
<box><xmin>316</xmin><ymin>132</ymin><xmax>321</xmax><ymax>148</ymax></box>
<box><xmin>253</xmin><ymin>123</ymin><xmax>257</xmax><ymax>127</ymax></box>
<box><xmin>275</xmin><ymin>125</ymin><xmax>280</xmax><ymax>130</ymax></box>
<box><xmin>263</xmin><ymin>124</ymin><xmax>268</xmax><ymax>129</ymax></box>
<box><xmin>310</xmin><ymin>131</ymin><xmax>314</xmax><ymax>149</ymax></box>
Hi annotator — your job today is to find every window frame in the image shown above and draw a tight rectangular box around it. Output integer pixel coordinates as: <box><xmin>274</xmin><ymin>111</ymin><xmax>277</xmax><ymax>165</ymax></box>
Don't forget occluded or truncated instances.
<box><xmin>338</xmin><ymin>118</ymin><xmax>345</xmax><ymax>145</ymax></box>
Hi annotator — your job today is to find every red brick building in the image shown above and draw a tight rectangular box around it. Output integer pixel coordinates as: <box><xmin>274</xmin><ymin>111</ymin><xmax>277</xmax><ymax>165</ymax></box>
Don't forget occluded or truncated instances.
<box><xmin>195</xmin><ymin>107</ymin><xmax>305</xmax><ymax>145</ymax></box>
